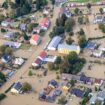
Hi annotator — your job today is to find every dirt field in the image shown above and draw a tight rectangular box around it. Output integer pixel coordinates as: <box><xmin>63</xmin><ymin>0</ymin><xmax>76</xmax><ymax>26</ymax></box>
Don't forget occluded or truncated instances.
<box><xmin>84</xmin><ymin>63</ymin><xmax>105</xmax><ymax>79</ymax></box>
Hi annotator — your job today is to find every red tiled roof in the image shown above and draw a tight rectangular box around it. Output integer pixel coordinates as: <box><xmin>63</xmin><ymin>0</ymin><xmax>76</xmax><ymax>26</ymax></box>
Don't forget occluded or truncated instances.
<box><xmin>95</xmin><ymin>79</ymin><xmax>101</xmax><ymax>84</ymax></box>
<box><xmin>40</xmin><ymin>18</ymin><xmax>50</xmax><ymax>28</ymax></box>
<box><xmin>31</xmin><ymin>34</ymin><xmax>40</xmax><ymax>41</ymax></box>
<box><xmin>39</xmin><ymin>51</ymin><xmax>47</xmax><ymax>59</ymax></box>
<box><xmin>35</xmin><ymin>58</ymin><xmax>42</xmax><ymax>64</ymax></box>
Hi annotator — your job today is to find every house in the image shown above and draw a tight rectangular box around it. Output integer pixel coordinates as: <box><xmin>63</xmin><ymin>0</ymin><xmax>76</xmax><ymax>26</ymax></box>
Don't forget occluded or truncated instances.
<box><xmin>32</xmin><ymin>58</ymin><xmax>42</xmax><ymax>67</ymax></box>
<box><xmin>43</xmin><ymin>55</ymin><xmax>57</xmax><ymax>63</ymax></box>
<box><xmin>4</xmin><ymin>32</ymin><xmax>15</xmax><ymax>38</ymax></box>
<box><xmin>48</xmin><ymin>80</ymin><xmax>58</xmax><ymax>88</ymax></box>
<box><xmin>94</xmin><ymin>15</ymin><xmax>105</xmax><ymax>24</ymax></box>
<box><xmin>59</xmin><ymin>7</ymin><xmax>72</xmax><ymax>18</ymax></box>
<box><xmin>40</xmin><ymin>18</ymin><xmax>51</xmax><ymax>30</ymax></box>
<box><xmin>1</xmin><ymin>21</ymin><xmax>10</xmax><ymax>27</ymax></box>
<box><xmin>80</xmin><ymin>75</ymin><xmax>91</xmax><ymax>84</ymax></box>
<box><xmin>20</xmin><ymin>23</ymin><xmax>27</xmax><ymax>31</ymax></box>
<box><xmin>94</xmin><ymin>79</ymin><xmax>103</xmax><ymax>86</ymax></box>
<box><xmin>71</xmin><ymin>88</ymin><xmax>85</xmax><ymax>98</ymax></box>
<box><xmin>33</xmin><ymin>26</ymin><xmax>41</xmax><ymax>34</ymax></box>
<box><xmin>55</xmin><ymin>0</ymin><xmax>68</xmax><ymax>6</ymax></box>
<box><xmin>4</xmin><ymin>41</ymin><xmax>21</xmax><ymax>49</ymax></box>
<box><xmin>38</xmin><ymin>51</ymin><xmax>47</xmax><ymax>61</ymax></box>
<box><xmin>92</xmin><ymin>50</ymin><xmax>102</xmax><ymax>57</ymax></box>
<box><xmin>14</xmin><ymin>58</ymin><xmax>24</xmax><ymax>66</ymax></box>
<box><xmin>1</xmin><ymin>55</ymin><xmax>12</xmax><ymax>63</ymax></box>
<box><xmin>30</xmin><ymin>34</ymin><xmax>41</xmax><ymax>45</ymax></box>
<box><xmin>47</xmin><ymin>36</ymin><xmax>62</xmax><ymax>51</ymax></box>
<box><xmin>58</xmin><ymin>43</ymin><xmax>80</xmax><ymax>55</ymax></box>
<box><xmin>61</xmin><ymin>73</ymin><xmax>80</xmax><ymax>81</ymax></box>
<box><xmin>11</xmin><ymin>82</ymin><xmax>22</xmax><ymax>94</ymax></box>
<box><xmin>10</xmin><ymin>22</ymin><xmax>20</xmax><ymax>28</ymax></box>
<box><xmin>85</xmin><ymin>41</ymin><xmax>97</xmax><ymax>50</ymax></box>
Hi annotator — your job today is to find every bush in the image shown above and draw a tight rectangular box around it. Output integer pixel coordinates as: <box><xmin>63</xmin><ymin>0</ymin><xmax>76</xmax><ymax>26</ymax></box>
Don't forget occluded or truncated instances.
<box><xmin>0</xmin><ymin>93</ymin><xmax>6</xmax><ymax>101</ymax></box>
<box><xmin>28</xmin><ymin>70</ymin><xmax>33</xmax><ymax>76</ymax></box>
<box><xmin>1</xmin><ymin>28</ymin><xmax>7</xmax><ymax>33</ymax></box>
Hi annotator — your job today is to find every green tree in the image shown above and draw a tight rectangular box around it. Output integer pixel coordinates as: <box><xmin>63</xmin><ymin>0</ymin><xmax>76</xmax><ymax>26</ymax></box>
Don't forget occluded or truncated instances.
<box><xmin>74</xmin><ymin>8</ymin><xmax>79</xmax><ymax>15</ymax></box>
<box><xmin>87</xmin><ymin>3</ymin><xmax>91</xmax><ymax>9</ymax></box>
<box><xmin>78</xmin><ymin>36</ymin><xmax>87</xmax><ymax>48</ymax></box>
<box><xmin>66</xmin><ymin>37</ymin><xmax>74</xmax><ymax>45</ymax></box>
<box><xmin>23</xmin><ymin>33</ymin><xmax>29</xmax><ymax>41</ymax></box>
<box><xmin>55</xmin><ymin>56</ymin><xmax>62</xmax><ymax>64</ymax></box>
<box><xmin>2</xmin><ymin>1</ymin><xmax>8</xmax><ymax>9</ymax></box>
<box><xmin>0</xmin><ymin>72</ymin><xmax>6</xmax><ymax>81</ymax></box>
<box><xmin>65</xmin><ymin>18</ymin><xmax>75</xmax><ymax>32</ymax></box>
<box><xmin>78</xmin><ymin>28</ymin><xmax>85</xmax><ymax>36</ymax></box>
<box><xmin>5</xmin><ymin>47</ymin><xmax>13</xmax><ymax>55</ymax></box>
<box><xmin>0</xmin><ymin>93</ymin><xmax>6</xmax><ymax>101</ymax></box>
<box><xmin>0</xmin><ymin>45</ymin><xmax>7</xmax><ymax>55</ymax></box>
<box><xmin>22</xmin><ymin>82</ymin><xmax>32</xmax><ymax>92</ymax></box>
<box><xmin>48</xmin><ymin>62</ymin><xmax>55</xmax><ymax>70</ymax></box>
<box><xmin>28</xmin><ymin>70</ymin><xmax>33</xmax><ymax>76</ymax></box>
<box><xmin>67</xmin><ymin>51</ymin><xmax>78</xmax><ymax>64</ymax></box>
<box><xmin>78</xmin><ymin>16</ymin><xmax>84</xmax><ymax>24</ymax></box>
<box><xmin>36</xmin><ymin>0</ymin><xmax>47</xmax><ymax>10</ymax></box>
<box><xmin>0</xmin><ymin>15</ymin><xmax>5</xmax><ymax>24</ymax></box>
<box><xmin>99</xmin><ymin>8</ymin><xmax>103</xmax><ymax>14</ymax></box>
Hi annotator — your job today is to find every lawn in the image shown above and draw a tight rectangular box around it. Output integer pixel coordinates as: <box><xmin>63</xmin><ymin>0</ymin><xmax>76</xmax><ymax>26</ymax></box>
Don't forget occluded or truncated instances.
<box><xmin>20</xmin><ymin>43</ymin><xmax>31</xmax><ymax>50</ymax></box>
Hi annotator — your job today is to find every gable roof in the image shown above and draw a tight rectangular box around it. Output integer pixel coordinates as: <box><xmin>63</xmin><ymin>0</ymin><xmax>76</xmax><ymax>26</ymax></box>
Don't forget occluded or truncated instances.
<box><xmin>40</xmin><ymin>18</ymin><xmax>50</xmax><ymax>28</ymax></box>
<box><xmin>12</xmin><ymin>82</ymin><xmax>22</xmax><ymax>91</ymax></box>
<box><xmin>38</xmin><ymin>51</ymin><xmax>47</xmax><ymax>59</ymax></box>
<box><xmin>80</xmin><ymin>75</ymin><xmax>90</xmax><ymax>83</ymax></box>
<box><xmin>47</xmin><ymin>36</ymin><xmax>62</xmax><ymax>50</ymax></box>
<box><xmin>71</xmin><ymin>88</ymin><xmax>84</xmax><ymax>98</ymax></box>
<box><xmin>31</xmin><ymin>34</ymin><xmax>40</xmax><ymax>41</ymax></box>
<box><xmin>34</xmin><ymin>58</ymin><xmax>42</xmax><ymax>65</ymax></box>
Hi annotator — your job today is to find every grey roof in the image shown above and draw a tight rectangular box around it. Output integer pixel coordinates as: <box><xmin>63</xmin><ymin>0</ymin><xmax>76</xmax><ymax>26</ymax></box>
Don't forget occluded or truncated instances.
<box><xmin>58</xmin><ymin>43</ymin><xmax>79</xmax><ymax>51</ymax></box>
<box><xmin>13</xmin><ymin>82</ymin><xmax>22</xmax><ymax>91</ymax></box>
<box><xmin>47</xmin><ymin>36</ymin><xmax>62</xmax><ymax>50</ymax></box>
<box><xmin>97</xmin><ymin>91</ymin><xmax>105</xmax><ymax>100</ymax></box>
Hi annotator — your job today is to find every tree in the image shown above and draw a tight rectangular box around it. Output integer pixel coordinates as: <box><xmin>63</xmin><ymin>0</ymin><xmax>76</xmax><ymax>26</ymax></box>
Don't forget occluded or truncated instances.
<box><xmin>74</xmin><ymin>8</ymin><xmax>79</xmax><ymax>15</ymax></box>
<box><xmin>27</xmin><ymin>23</ymin><xmax>34</xmax><ymax>32</ymax></box>
<box><xmin>28</xmin><ymin>70</ymin><xmax>33</xmax><ymax>76</ymax></box>
<box><xmin>22</xmin><ymin>82</ymin><xmax>32</xmax><ymax>92</ymax></box>
<box><xmin>2</xmin><ymin>1</ymin><xmax>8</xmax><ymax>9</ymax></box>
<box><xmin>55</xmin><ymin>56</ymin><xmax>62</xmax><ymax>64</ymax></box>
<box><xmin>36</xmin><ymin>0</ymin><xmax>47</xmax><ymax>10</ymax></box>
<box><xmin>51</xmin><ymin>0</ymin><xmax>55</xmax><ymax>5</ymax></box>
<box><xmin>0</xmin><ymin>72</ymin><xmax>6</xmax><ymax>81</ymax></box>
<box><xmin>78</xmin><ymin>28</ymin><xmax>85</xmax><ymax>36</ymax></box>
<box><xmin>0</xmin><ymin>93</ymin><xmax>6</xmax><ymax>101</ymax></box>
<box><xmin>23</xmin><ymin>33</ymin><xmax>29</xmax><ymax>41</ymax></box>
<box><xmin>69</xmin><ymin>80</ymin><xmax>76</xmax><ymax>87</ymax></box>
<box><xmin>78</xmin><ymin>16</ymin><xmax>84</xmax><ymax>24</ymax></box>
<box><xmin>66</xmin><ymin>37</ymin><xmax>74</xmax><ymax>45</ymax></box>
<box><xmin>99</xmin><ymin>8</ymin><xmax>103</xmax><ymax>14</ymax></box>
<box><xmin>48</xmin><ymin>62</ymin><xmax>55</xmax><ymax>70</ymax></box>
<box><xmin>87</xmin><ymin>3</ymin><xmax>91</xmax><ymax>9</ymax></box>
<box><xmin>56</xmin><ymin>14</ymin><xmax>67</xmax><ymax>26</ymax></box>
<box><xmin>0</xmin><ymin>15</ymin><xmax>5</xmax><ymax>24</ymax></box>
<box><xmin>0</xmin><ymin>45</ymin><xmax>7</xmax><ymax>56</ymax></box>
<box><xmin>58</xmin><ymin>96</ymin><xmax>67</xmax><ymax>104</ymax></box>
<box><xmin>78</xmin><ymin>36</ymin><xmax>87</xmax><ymax>48</ymax></box>
<box><xmin>67</xmin><ymin>51</ymin><xmax>78</xmax><ymax>64</ymax></box>
<box><xmin>5</xmin><ymin>47</ymin><xmax>13</xmax><ymax>55</ymax></box>
<box><xmin>65</xmin><ymin>18</ymin><xmax>75</xmax><ymax>32</ymax></box>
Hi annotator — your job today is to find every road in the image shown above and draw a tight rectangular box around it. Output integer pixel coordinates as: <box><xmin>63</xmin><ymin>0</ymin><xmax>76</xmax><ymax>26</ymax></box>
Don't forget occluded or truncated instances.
<box><xmin>0</xmin><ymin>6</ymin><xmax>59</xmax><ymax>93</ymax></box>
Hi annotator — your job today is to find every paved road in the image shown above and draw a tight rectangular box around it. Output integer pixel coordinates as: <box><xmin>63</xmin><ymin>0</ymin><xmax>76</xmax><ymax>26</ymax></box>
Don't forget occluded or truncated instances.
<box><xmin>0</xmin><ymin>6</ymin><xmax>59</xmax><ymax>93</ymax></box>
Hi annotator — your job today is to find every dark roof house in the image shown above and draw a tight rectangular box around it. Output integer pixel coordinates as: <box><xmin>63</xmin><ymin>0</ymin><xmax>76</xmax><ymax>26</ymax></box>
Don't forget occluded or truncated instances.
<box><xmin>71</xmin><ymin>88</ymin><xmax>85</xmax><ymax>98</ymax></box>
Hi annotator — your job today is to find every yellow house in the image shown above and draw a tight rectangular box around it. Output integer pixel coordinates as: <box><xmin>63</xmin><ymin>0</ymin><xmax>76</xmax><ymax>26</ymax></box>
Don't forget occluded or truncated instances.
<box><xmin>11</xmin><ymin>82</ymin><xmax>22</xmax><ymax>94</ymax></box>
<box><xmin>58</xmin><ymin>43</ymin><xmax>80</xmax><ymax>55</ymax></box>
